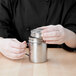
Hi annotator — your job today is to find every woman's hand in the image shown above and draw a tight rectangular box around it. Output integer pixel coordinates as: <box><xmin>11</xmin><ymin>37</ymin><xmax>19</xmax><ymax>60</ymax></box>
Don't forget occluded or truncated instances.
<box><xmin>0</xmin><ymin>38</ymin><xmax>27</xmax><ymax>59</ymax></box>
<box><xmin>41</xmin><ymin>25</ymin><xmax>76</xmax><ymax>48</ymax></box>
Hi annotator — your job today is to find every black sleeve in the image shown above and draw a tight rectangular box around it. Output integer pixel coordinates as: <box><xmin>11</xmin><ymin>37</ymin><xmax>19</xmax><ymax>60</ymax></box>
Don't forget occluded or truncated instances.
<box><xmin>61</xmin><ymin>43</ymin><xmax>76</xmax><ymax>52</ymax></box>
<box><xmin>62</xmin><ymin>2</ymin><xmax>76</xmax><ymax>34</ymax></box>
<box><xmin>61</xmin><ymin>1</ymin><xmax>76</xmax><ymax>51</ymax></box>
<box><xmin>0</xmin><ymin>0</ymin><xmax>13</xmax><ymax>38</ymax></box>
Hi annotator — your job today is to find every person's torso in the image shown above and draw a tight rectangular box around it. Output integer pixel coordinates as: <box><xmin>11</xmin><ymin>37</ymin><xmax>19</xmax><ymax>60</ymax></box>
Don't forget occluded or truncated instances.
<box><xmin>9</xmin><ymin>0</ymin><xmax>75</xmax><ymax>42</ymax></box>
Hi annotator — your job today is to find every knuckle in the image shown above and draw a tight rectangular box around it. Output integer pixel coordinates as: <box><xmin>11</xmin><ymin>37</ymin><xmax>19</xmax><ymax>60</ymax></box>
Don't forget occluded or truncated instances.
<box><xmin>12</xmin><ymin>38</ymin><xmax>17</xmax><ymax>40</ymax></box>
<box><xmin>11</xmin><ymin>38</ymin><xmax>17</xmax><ymax>41</ymax></box>
<box><xmin>57</xmin><ymin>25</ymin><xmax>63</xmax><ymax>30</ymax></box>
<box><xmin>57</xmin><ymin>24</ymin><xmax>62</xmax><ymax>27</ymax></box>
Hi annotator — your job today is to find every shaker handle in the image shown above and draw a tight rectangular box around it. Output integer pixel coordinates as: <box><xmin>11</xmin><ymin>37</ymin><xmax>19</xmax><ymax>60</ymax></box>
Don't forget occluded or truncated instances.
<box><xmin>25</xmin><ymin>42</ymin><xmax>29</xmax><ymax>56</ymax></box>
<box><xmin>25</xmin><ymin>53</ymin><xmax>29</xmax><ymax>56</ymax></box>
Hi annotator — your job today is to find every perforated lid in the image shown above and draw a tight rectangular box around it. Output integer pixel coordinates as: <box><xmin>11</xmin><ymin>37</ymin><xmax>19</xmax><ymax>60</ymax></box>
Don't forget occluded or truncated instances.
<box><xmin>31</xmin><ymin>28</ymin><xmax>43</xmax><ymax>39</ymax></box>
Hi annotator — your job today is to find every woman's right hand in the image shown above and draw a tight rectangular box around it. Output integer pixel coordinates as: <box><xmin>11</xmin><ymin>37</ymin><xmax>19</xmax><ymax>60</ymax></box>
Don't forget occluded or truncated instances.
<box><xmin>0</xmin><ymin>38</ymin><xmax>27</xmax><ymax>59</ymax></box>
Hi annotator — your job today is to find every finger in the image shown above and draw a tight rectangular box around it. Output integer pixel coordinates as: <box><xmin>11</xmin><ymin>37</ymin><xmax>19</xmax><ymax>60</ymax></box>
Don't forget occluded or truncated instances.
<box><xmin>10</xmin><ymin>41</ymin><xmax>27</xmax><ymax>49</ymax></box>
<box><xmin>0</xmin><ymin>48</ymin><xmax>26</xmax><ymax>59</ymax></box>
<box><xmin>40</xmin><ymin>25</ymin><xmax>55</xmax><ymax>29</ymax></box>
<box><xmin>21</xmin><ymin>41</ymin><xmax>27</xmax><ymax>49</ymax></box>
<box><xmin>6</xmin><ymin>52</ymin><xmax>25</xmax><ymax>59</ymax></box>
<box><xmin>21</xmin><ymin>41</ymin><xmax>27</xmax><ymax>48</ymax></box>
<box><xmin>45</xmin><ymin>39</ymin><xmax>64</xmax><ymax>44</ymax></box>
<box><xmin>42</xmin><ymin>31</ymin><xmax>60</xmax><ymax>37</ymax></box>
<box><xmin>43</xmin><ymin>37</ymin><xmax>62</xmax><ymax>41</ymax></box>
<box><xmin>40</xmin><ymin>24</ymin><xmax>62</xmax><ymax>31</ymax></box>
<box><xmin>56</xmin><ymin>25</ymin><xmax>65</xmax><ymax>37</ymax></box>
<box><xmin>41</xmin><ymin>27</ymin><xmax>59</xmax><ymax>34</ymax></box>
<box><xmin>10</xmin><ymin>40</ymin><xmax>21</xmax><ymax>48</ymax></box>
<box><xmin>9</xmin><ymin>47</ymin><xmax>26</xmax><ymax>54</ymax></box>
<box><xmin>11</xmin><ymin>39</ymin><xmax>27</xmax><ymax>48</ymax></box>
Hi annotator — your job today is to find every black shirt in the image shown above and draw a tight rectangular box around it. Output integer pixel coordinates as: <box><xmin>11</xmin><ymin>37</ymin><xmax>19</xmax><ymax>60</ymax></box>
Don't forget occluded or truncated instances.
<box><xmin>0</xmin><ymin>0</ymin><xmax>76</xmax><ymax>51</ymax></box>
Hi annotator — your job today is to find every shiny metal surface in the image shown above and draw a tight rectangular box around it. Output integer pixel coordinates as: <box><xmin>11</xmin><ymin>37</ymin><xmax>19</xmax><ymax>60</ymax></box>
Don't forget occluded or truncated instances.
<box><xmin>31</xmin><ymin>28</ymin><xmax>43</xmax><ymax>39</ymax></box>
<box><xmin>29</xmin><ymin>37</ymin><xmax>47</xmax><ymax>63</ymax></box>
<box><xmin>29</xmin><ymin>28</ymin><xmax>47</xmax><ymax>63</ymax></box>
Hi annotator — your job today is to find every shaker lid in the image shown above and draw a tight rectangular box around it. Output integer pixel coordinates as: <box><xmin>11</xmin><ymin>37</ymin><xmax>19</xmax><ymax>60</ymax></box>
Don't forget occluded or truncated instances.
<box><xmin>31</xmin><ymin>28</ymin><xmax>43</xmax><ymax>38</ymax></box>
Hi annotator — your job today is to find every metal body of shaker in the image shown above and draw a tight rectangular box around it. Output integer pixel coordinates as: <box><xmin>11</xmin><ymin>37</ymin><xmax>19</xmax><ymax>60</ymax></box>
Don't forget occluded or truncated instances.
<box><xmin>29</xmin><ymin>28</ymin><xmax>47</xmax><ymax>63</ymax></box>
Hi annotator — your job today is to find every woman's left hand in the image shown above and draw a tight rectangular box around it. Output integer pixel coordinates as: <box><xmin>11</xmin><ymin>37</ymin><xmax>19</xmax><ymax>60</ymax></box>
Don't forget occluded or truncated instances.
<box><xmin>41</xmin><ymin>25</ymin><xmax>70</xmax><ymax>45</ymax></box>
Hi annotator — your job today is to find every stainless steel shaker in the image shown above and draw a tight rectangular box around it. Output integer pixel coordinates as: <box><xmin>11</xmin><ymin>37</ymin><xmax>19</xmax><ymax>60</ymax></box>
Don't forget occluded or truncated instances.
<box><xmin>29</xmin><ymin>28</ymin><xmax>47</xmax><ymax>63</ymax></box>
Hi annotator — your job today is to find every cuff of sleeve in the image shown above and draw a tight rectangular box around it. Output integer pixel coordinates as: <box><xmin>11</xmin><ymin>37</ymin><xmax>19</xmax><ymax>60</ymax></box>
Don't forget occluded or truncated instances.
<box><xmin>61</xmin><ymin>43</ymin><xmax>76</xmax><ymax>52</ymax></box>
